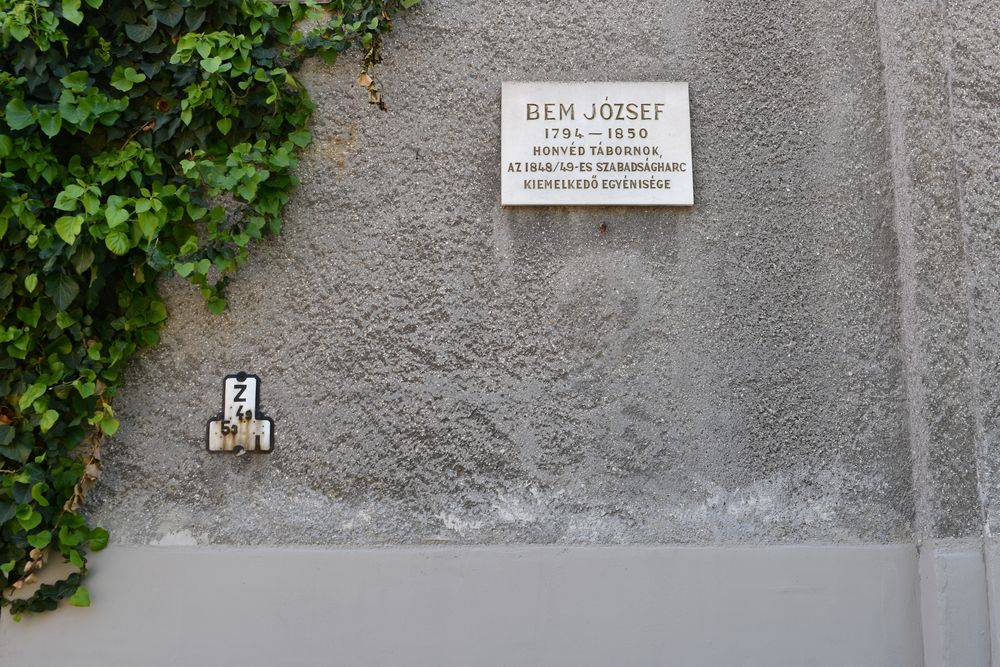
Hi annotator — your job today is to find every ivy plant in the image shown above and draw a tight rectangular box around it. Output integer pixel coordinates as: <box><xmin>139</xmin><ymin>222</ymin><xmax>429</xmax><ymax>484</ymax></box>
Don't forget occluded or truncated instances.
<box><xmin>0</xmin><ymin>0</ymin><xmax>416</xmax><ymax>618</ymax></box>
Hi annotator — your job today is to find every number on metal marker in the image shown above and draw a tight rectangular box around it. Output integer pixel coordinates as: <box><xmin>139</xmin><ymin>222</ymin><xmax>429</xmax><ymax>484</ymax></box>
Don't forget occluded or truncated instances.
<box><xmin>206</xmin><ymin>373</ymin><xmax>274</xmax><ymax>453</ymax></box>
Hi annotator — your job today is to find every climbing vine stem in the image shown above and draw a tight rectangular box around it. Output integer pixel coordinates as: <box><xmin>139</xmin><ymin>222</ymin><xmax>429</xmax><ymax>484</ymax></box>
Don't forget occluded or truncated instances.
<box><xmin>0</xmin><ymin>0</ymin><xmax>417</xmax><ymax>618</ymax></box>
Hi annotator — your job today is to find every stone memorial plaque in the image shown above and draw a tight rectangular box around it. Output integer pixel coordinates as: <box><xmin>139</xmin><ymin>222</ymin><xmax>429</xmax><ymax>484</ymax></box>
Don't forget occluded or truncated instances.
<box><xmin>501</xmin><ymin>82</ymin><xmax>693</xmax><ymax>206</ymax></box>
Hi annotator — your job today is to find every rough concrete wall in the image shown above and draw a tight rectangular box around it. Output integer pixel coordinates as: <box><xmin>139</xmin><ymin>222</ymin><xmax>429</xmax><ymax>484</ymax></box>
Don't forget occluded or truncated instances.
<box><xmin>876</xmin><ymin>0</ymin><xmax>1000</xmax><ymax>543</ymax></box>
<box><xmin>942</xmin><ymin>0</ymin><xmax>1000</xmax><ymax>535</ymax></box>
<box><xmin>87</xmin><ymin>0</ymin><xmax>912</xmax><ymax>546</ymax></box>
<box><xmin>875</xmin><ymin>0</ymin><xmax>984</xmax><ymax>540</ymax></box>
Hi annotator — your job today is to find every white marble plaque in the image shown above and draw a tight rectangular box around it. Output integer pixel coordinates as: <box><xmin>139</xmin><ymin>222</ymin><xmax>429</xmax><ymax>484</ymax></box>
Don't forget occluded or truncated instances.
<box><xmin>501</xmin><ymin>82</ymin><xmax>693</xmax><ymax>206</ymax></box>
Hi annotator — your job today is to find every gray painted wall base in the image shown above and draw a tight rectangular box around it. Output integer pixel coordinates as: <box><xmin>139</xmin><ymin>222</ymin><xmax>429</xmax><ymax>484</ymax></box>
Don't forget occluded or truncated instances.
<box><xmin>919</xmin><ymin>539</ymin><xmax>992</xmax><ymax>667</ymax></box>
<box><xmin>1</xmin><ymin>545</ymin><xmax>923</xmax><ymax>667</ymax></box>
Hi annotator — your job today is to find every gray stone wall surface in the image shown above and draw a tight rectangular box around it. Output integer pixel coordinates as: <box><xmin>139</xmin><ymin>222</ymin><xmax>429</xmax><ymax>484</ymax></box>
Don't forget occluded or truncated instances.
<box><xmin>876</xmin><ymin>0</ymin><xmax>1000</xmax><ymax>543</ymax></box>
<box><xmin>86</xmin><ymin>0</ymin><xmax>923</xmax><ymax>546</ymax></box>
<box><xmin>944</xmin><ymin>0</ymin><xmax>1000</xmax><ymax>535</ymax></box>
<box><xmin>875</xmin><ymin>0</ymin><xmax>983</xmax><ymax>540</ymax></box>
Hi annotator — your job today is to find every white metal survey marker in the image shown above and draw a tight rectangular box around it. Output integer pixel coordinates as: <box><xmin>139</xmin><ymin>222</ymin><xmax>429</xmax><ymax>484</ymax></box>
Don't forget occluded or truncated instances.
<box><xmin>206</xmin><ymin>373</ymin><xmax>273</xmax><ymax>454</ymax></box>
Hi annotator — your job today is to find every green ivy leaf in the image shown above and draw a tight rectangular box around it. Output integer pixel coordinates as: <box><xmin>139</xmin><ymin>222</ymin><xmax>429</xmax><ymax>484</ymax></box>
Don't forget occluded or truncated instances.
<box><xmin>125</xmin><ymin>15</ymin><xmax>157</xmax><ymax>42</ymax></box>
<box><xmin>0</xmin><ymin>501</ymin><xmax>15</xmax><ymax>525</ymax></box>
<box><xmin>27</xmin><ymin>530</ymin><xmax>52</xmax><ymax>549</ymax></box>
<box><xmin>56</xmin><ymin>311</ymin><xmax>75</xmax><ymax>329</ymax></box>
<box><xmin>153</xmin><ymin>3</ymin><xmax>183</xmax><ymax>27</ymax></box>
<box><xmin>68</xmin><ymin>550</ymin><xmax>85</xmax><ymax>568</ymax></box>
<box><xmin>179</xmin><ymin>236</ymin><xmax>199</xmax><ymax>254</ymax></box>
<box><xmin>54</xmin><ymin>192</ymin><xmax>79</xmax><ymax>212</ymax></box>
<box><xmin>60</xmin><ymin>71</ymin><xmax>90</xmax><ymax>92</ymax></box>
<box><xmin>201</xmin><ymin>56</ymin><xmax>222</xmax><ymax>73</ymax></box>
<box><xmin>68</xmin><ymin>586</ymin><xmax>91</xmax><ymax>607</ymax></box>
<box><xmin>0</xmin><ymin>440</ymin><xmax>32</xmax><ymax>464</ymax></box>
<box><xmin>4</xmin><ymin>98</ymin><xmax>33</xmax><ymax>130</ymax></box>
<box><xmin>54</xmin><ymin>215</ymin><xmax>84</xmax><ymax>243</ymax></box>
<box><xmin>207</xmin><ymin>297</ymin><xmax>226</xmax><ymax>315</ymax></box>
<box><xmin>149</xmin><ymin>300</ymin><xmax>168</xmax><ymax>323</ymax></box>
<box><xmin>72</xmin><ymin>246</ymin><xmax>95</xmax><ymax>273</ymax></box>
<box><xmin>19</xmin><ymin>383</ymin><xmax>46</xmax><ymax>411</ymax></box>
<box><xmin>8</xmin><ymin>23</ymin><xmax>29</xmax><ymax>41</ymax></box>
<box><xmin>289</xmin><ymin>130</ymin><xmax>311</xmax><ymax>147</ymax></box>
<box><xmin>38</xmin><ymin>112</ymin><xmax>62</xmax><ymax>138</ymax></box>
<box><xmin>110</xmin><ymin>70</ymin><xmax>133</xmax><ymax>92</ymax></box>
<box><xmin>105</xmin><ymin>230</ymin><xmax>131</xmax><ymax>255</ymax></box>
<box><xmin>89</xmin><ymin>527</ymin><xmax>109</xmax><ymax>551</ymax></box>
<box><xmin>31</xmin><ymin>483</ymin><xmax>50</xmax><ymax>506</ymax></box>
<box><xmin>17</xmin><ymin>302</ymin><xmax>40</xmax><ymax>327</ymax></box>
<box><xmin>100</xmin><ymin>415</ymin><xmax>120</xmax><ymax>436</ymax></box>
<box><xmin>110</xmin><ymin>66</ymin><xmax>146</xmax><ymax>92</ymax></box>
<box><xmin>62</xmin><ymin>0</ymin><xmax>85</xmax><ymax>25</ymax></box>
<box><xmin>46</xmin><ymin>273</ymin><xmax>80</xmax><ymax>311</ymax></box>
<box><xmin>39</xmin><ymin>410</ymin><xmax>59</xmax><ymax>433</ymax></box>
<box><xmin>137</xmin><ymin>210</ymin><xmax>160</xmax><ymax>239</ymax></box>
<box><xmin>59</xmin><ymin>524</ymin><xmax>85</xmax><ymax>546</ymax></box>
<box><xmin>105</xmin><ymin>203</ymin><xmax>130</xmax><ymax>228</ymax></box>
<box><xmin>16</xmin><ymin>506</ymin><xmax>42</xmax><ymax>531</ymax></box>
